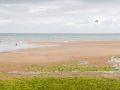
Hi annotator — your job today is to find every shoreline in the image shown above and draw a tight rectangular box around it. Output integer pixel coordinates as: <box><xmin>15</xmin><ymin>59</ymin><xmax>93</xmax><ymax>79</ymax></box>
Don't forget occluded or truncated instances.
<box><xmin>0</xmin><ymin>41</ymin><xmax>60</xmax><ymax>52</ymax></box>
<box><xmin>0</xmin><ymin>40</ymin><xmax>119</xmax><ymax>72</ymax></box>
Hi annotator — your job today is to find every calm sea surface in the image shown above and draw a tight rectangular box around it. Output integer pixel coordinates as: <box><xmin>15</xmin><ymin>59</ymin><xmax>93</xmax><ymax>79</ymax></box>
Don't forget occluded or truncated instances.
<box><xmin>0</xmin><ymin>33</ymin><xmax>120</xmax><ymax>52</ymax></box>
<box><xmin>0</xmin><ymin>33</ymin><xmax>120</xmax><ymax>41</ymax></box>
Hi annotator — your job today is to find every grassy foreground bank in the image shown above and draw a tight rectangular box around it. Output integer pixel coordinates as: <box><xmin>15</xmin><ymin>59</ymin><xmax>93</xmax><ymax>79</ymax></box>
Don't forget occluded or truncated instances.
<box><xmin>26</xmin><ymin>60</ymin><xmax>113</xmax><ymax>71</ymax></box>
<box><xmin>0</xmin><ymin>75</ymin><xmax>120</xmax><ymax>90</ymax></box>
<box><xmin>27</xmin><ymin>65</ymin><xmax>113</xmax><ymax>71</ymax></box>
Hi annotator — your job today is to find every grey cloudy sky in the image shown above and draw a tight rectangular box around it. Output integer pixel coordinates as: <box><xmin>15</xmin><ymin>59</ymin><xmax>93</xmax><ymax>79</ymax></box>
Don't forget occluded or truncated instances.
<box><xmin>0</xmin><ymin>0</ymin><xmax>120</xmax><ymax>33</ymax></box>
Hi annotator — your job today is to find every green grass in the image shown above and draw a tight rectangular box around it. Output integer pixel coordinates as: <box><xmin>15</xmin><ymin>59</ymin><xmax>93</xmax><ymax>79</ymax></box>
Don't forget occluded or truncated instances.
<box><xmin>26</xmin><ymin>60</ymin><xmax>113</xmax><ymax>71</ymax></box>
<box><xmin>26</xmin><ymin>64</ymin><xmax>113</xmax><ymax>71</ymax></box>
<box><xmin>110</xmin><ymin>55</ymin><xmax>120</xmax><ymax>58</ymax></box>
<box><xmin>0</xmin><ymin>76</ymin><xmax>120</xmax><ymax>90</ymax></box>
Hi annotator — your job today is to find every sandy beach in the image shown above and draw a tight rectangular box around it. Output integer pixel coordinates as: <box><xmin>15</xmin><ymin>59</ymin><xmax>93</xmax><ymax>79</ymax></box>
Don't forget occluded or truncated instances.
<box><xmin>0</xmin><ymin>40</ymin><xmax>119</xmax><ymax>71</ymax></box>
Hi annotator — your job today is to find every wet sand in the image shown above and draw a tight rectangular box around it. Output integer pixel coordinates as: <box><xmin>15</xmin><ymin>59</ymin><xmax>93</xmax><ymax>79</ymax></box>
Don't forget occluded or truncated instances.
<box><xmin>0</xmin><ymin>40</ymin><xmax>120</xmax><ymax>71</ymax></box>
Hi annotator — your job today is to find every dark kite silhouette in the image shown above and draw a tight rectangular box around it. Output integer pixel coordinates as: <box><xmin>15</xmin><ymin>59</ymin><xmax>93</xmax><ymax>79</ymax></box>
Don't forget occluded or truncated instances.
<box><xmin>95</xmin><ymin>20</ymin><xmax>99</xmax><ymax>24</ymax></box>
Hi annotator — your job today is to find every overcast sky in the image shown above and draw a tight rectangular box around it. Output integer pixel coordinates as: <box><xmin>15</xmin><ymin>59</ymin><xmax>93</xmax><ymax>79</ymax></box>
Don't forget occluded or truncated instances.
<box><xmin>0</xmin><ymin>0</ymin><xmax>120</xmax><ymax>33</ymax></box>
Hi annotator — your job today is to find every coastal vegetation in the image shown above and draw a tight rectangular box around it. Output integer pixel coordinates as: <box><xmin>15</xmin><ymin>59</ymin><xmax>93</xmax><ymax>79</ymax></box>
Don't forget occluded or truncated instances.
<box><xmin>27</xmin><ymin>65</ymin><xmax>113</xmax><ymax>71</ymax></box>
<box><xmin>26</xmin><ymin>61</ymin><xmax>113</xmax><ymax>71</ymax></box>
<box><xmin>0</xmin><ymin>75</ymin><xmax>120</xmax><ymax>90</ymax></box>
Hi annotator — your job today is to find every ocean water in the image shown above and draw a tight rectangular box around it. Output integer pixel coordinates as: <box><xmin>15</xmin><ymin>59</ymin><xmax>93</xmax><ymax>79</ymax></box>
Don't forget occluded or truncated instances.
<box><xmin>0</xmin><ymin>33</ymin><xmax>120</xmax><ymax>41</ymax></box>
<box><xmin>0</xmin><ymin>33</ymin><xmax>120</xmax><ymax>52</ymax></box>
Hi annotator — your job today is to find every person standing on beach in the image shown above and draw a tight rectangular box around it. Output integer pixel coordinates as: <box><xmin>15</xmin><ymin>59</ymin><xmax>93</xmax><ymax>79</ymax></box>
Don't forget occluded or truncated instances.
<box><xmin>16</xmin><ymin>43</ymin><xmax>18</xmax><ymax>46</ymax></box>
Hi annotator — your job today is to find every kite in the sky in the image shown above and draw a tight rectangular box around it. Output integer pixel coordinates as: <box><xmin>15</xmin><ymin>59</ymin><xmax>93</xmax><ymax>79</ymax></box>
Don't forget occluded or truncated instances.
<box><xmin>95</xmin><ymin>20</ymin><xmax>99</xmax><ymax>24</ymax></box>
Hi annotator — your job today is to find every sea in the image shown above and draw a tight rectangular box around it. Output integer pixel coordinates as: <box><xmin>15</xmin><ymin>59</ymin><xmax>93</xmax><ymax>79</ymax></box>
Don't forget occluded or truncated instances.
<box><xmin>0</xmin><ymin>33</ymin><xmax>120</xmax><ymax>41</ymax></box>
<box><xmin>0</xmin><ymin>33</ymin><xmax>120</xmax><ymax>52</ymax></box>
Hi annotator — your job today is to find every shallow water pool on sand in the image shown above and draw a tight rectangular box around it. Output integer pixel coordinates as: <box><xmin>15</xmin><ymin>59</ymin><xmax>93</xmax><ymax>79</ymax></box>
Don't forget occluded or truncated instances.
<box><xmin>0</xmin><ymin>41</ymin><xmax>39</xmax><ymax>52</ymax></box>
<box><xmin>0</xmin><ymin>41</ymin><xmax>60</xmax><ymax>52</ymax></box>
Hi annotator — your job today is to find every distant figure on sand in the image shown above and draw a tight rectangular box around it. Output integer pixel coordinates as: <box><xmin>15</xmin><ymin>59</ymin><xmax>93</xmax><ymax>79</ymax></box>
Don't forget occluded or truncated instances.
<box><xmin>16</xmin><ymin>43</ymin><xmax>18</xmax><ymax>46</ymax></box>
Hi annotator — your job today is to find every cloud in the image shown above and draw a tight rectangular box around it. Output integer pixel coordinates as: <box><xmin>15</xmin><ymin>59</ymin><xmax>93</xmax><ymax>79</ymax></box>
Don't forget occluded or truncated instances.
<box><xmin>0</xmin><ymin>0</ymin><xmax>119</xmax><ymax>4</ymax></box>
<box><xmin>82</xmin><ymin>0</ymin><xmax>120</xmax><ymax>4</ymax></box>
<box><xmin>0</xmin><ymin>0</ymin><xmax>119</xmax><ymax>33</ymax></box>
<box><xmin>0</xmin><ymin>19</ymin><xmax>12</xmax><ymax>24</ymax></box>
<box><xmin>0</xmin><ymin>0</ymin><xmax>55</xmax><ymax>4</ymax></box>
<box><xmin>28</xmin><ymin>5</ymin><xmax>60</xmax><ymax>13</ymax></box>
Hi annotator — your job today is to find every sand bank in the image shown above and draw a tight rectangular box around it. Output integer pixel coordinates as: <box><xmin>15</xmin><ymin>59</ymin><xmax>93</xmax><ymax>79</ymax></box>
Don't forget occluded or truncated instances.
<box><xmin>0</xmin><ymin>40</ymin><xmax>120</xmax><ymax>71</ymax></box>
